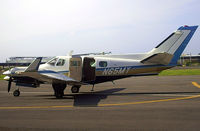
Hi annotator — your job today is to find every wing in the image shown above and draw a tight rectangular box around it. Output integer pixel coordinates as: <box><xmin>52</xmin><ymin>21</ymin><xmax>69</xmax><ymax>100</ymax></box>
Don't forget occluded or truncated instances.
<box><xmin>21</xmin><ymin>70</ymin><xmax>82</xmax><ymax>85</ymax></box>
<box><xmin>19</xmin><ymin>57</ymin><xmax>82</xmax><ymax>85</ymax></box>
<box><xmin>39</xmin><ymin>71</ymin><xmax>82</xmax><ymax>85</ymax></box>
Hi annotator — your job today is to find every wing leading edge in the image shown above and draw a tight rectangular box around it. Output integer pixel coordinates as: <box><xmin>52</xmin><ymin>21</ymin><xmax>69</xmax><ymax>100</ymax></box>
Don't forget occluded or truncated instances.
<box><xmin>39</xmin><ymin>71</ymin><xmax>82</xmax><ymax>85</ymax></box>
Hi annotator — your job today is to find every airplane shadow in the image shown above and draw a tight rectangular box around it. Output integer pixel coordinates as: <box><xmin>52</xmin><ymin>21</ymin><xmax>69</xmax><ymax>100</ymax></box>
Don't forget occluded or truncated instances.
<box><xmin>71</xmin><ymin>88</ymin><xmax>126</xmax><ymax>107</ymax></box>
<box><xmin>37</xmin><ymin>89</ymin><xmax>200</xmax><ymax>107</ymax></box>
<box><xmin>39</xmin><ymin>88</ymin><xmax>126</xmax><ymax>107</ymax></box>
<box><xmin>71</xmin><ymin>90</ymin><xmax>200</xmax><ymax>107</ymax></box>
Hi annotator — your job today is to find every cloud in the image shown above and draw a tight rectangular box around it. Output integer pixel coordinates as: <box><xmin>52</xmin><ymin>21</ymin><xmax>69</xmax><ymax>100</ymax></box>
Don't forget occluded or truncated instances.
<box><xmin>0</xmin><ymin>0</ymin><xmax>194</xmax><ymax>40</ymax></box>
<box><xmin>0</xmin><ymin>0</ymin><xmax>199</xmax><ymax>61</ymax></box>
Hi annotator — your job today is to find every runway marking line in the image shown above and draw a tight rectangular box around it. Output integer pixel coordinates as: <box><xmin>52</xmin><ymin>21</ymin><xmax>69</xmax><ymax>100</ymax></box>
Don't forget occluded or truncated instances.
<box><xmin>192</xmin><ymin>82</ymin><xmax>200</xmax><ymax>88</ymax></box>
<box><xmin>0</xmin><ymin>94</ymin><xmax>200</xmax><ymax>109</ymax></box>
<box><xmin>99</xmin><ymin>95</ymin><xmax>200</xmax><ymax>107</ymax></box>
<box><xmin>0</xmin><ymin>82</ymin><xmax>200</xmax><ymax>110</ymax></box>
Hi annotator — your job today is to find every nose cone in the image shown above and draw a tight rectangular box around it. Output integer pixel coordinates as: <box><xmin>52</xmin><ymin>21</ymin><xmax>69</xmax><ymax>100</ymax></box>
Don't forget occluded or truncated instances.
<box><xmin>3</xmin><ymin>70</ymin><xmax>11</xmax><ymax>75</ymax></box>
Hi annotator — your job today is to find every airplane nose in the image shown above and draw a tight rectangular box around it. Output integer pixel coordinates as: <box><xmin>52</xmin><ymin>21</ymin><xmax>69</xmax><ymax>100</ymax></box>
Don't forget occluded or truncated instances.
<box><xmin>3</xmin><ymin>70</ymin><xmax>11</xmax><ymax>75</ymax></box>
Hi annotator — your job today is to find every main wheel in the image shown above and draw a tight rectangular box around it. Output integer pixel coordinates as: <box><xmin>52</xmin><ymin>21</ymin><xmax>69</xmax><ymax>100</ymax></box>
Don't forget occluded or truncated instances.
<box><xmin>52</xmin><ymin>83</ymin><xmax>66</xmax><ymax>99</ymax></box>
<box><xmin>55</xmin><ymin>91</ymin><xmax>64</xmax><ymax>99</ymax></box>
<box><xmin>13</xmin><ymin>90</ymin><xmax>20</xmax><ymax>97</ymax></box>
<box><xmin>71</xmin><ymin>86</ymin><xmax>80</xmax><ymax>93</ymax></box>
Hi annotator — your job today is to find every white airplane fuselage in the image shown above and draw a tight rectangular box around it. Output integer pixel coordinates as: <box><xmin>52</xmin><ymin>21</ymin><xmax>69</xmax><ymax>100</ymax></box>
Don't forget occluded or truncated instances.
<box><xmin>38</xmin><ymin>53</ymin><xmax>172</xmax><ymax>85</ymax></box>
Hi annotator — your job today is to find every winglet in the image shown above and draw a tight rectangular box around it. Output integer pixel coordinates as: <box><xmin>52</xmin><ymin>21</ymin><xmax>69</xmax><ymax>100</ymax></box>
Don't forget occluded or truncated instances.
<box><xmin>25</xmin><ymin>57</ymin><xmax>42</xmax><ymax>72</ymax></box>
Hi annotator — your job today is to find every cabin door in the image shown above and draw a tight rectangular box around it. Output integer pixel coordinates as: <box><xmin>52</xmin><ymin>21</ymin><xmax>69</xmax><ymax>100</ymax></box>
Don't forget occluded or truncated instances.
<box><xmin>82</xmin><ymin>57</ymin><xmax>96</xmax><ymax>82</ymax></box>
<box><xmin>69</xmin><ymin>57</ymin><xmax>82</xmax><ymax>82</ymax></box>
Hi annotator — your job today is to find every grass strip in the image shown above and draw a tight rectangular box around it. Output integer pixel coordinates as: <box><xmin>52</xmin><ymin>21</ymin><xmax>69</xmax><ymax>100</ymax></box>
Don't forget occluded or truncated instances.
<box><xmin>0</xmin><ymin>75</ymin><xmax>5</xmax><ymax>80</ymax></box>
<box><xmin>159</xmin><ymin>69</ymin><xmax>200</xmax><ymax>76</ymax></box>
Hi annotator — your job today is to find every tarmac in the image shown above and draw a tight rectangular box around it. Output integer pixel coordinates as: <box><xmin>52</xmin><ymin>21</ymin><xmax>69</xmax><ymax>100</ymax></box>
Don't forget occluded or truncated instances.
<box><xmin>0</xmin><ymin>75</ymin><xmax>200</xmax><ymax>131</ymax></box>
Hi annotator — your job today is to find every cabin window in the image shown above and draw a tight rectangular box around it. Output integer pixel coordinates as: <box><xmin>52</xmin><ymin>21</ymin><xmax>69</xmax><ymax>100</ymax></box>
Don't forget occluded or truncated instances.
<box><xmin>99</xmin><ymin>61</ymin><xmax>107</xmax><ymax>67</ymax></box>
<box><xmin>56</xmin><ymin>59</ymin><xmax>65</xmax><ymax>66</ymax></box>
<box><xmin>48</xmin><ymin>58</ymin><xmax>58</xmax><ymax>66</ymax></box>
<box><xmin>70</xmin><ymin>61</ymin><xmax>81</xmax><ymax>66</ymax></box>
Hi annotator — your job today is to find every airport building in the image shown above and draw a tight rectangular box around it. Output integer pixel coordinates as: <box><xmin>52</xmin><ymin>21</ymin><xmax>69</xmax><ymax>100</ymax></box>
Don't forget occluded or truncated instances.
<box><xmin>178</xmin><ymin>54</ymin><xmax>200</xmax><ymax>65</ymax></box>
<box><xmin>0</xmin><ymin>57</ymin><xmax>52</xmax><ymax>67</ymax></box>
<box><xmin>6</xmin><ymin>57</ymin><xmax>52</xmax><ymax>64</ymax></box>
<box><xmin>0</xmin><ymin>52</ymin><xmax>111</xmax><ymax>68</ymax></box>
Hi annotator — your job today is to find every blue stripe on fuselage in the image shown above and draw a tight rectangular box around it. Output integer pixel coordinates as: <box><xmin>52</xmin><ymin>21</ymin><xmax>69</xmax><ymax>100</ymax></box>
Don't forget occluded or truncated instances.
<box><xmin>38</xmin><ymin>70</ymin><xmax>69</xmax><ymax>74</ymax></box>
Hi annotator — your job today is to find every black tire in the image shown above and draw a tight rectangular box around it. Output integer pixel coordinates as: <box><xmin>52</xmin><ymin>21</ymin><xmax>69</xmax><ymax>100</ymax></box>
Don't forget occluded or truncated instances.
<box><xmin>52</xmin><ymin>83</ymin><xmax>66</xmax><ymax>99</ymax></box>
<box><xmin>55</xmin><ymin>92</ymin><xmax>63</xmax><ymax>99</ymax></box>
<box><xmin>13</xmin><ymin>90</ymin><xmax>20</xmax><ymax>97</ymax></box>
<box><xmin>71</xmin><ymin>86</ymin><xmax>80</xmax><ymax>93</ymax></box>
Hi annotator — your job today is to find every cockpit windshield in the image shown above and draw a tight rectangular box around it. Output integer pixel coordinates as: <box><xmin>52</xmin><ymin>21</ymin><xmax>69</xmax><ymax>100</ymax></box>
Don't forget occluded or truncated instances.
<box><xmin>47</xmin><ymin>57</ymin><xmax>66</xmax><ymax>66</ymax></box>
<box><xmin>47</xmin><ymin>58</ymin><xmax>58</xmax><ymax>66</ymax></box>
<box><xmin>56</xmin><ymin>59</ymin><xmax>65</xmax><ymax>66</ymax></box>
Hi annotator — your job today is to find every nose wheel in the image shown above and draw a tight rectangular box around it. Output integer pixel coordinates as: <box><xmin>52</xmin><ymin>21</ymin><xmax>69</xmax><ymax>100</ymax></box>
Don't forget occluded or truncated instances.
<box><xmin>13</xmin><ymin>89</ymin><xmax>20</xmax><ymax>97</ymax></box>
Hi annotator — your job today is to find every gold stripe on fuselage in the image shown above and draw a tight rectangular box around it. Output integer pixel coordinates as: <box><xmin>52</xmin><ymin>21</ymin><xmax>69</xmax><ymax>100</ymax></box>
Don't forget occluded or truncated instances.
<box><xmin>63</xmin><ymin>66</ymin><xmax>170</xmax><ymax>77</ymax></box>
<box><xmin>95</xmin><ymin>66</ymin><xmax>170</xmax><ymax>76</ymax></box>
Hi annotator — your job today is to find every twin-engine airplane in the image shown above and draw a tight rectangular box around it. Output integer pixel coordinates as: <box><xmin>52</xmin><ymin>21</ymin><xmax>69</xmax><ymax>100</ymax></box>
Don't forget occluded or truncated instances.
<box><xmin>3</xmin><ymin>25</ymin><xmax>198</xmax><ymax>98</ymax></box>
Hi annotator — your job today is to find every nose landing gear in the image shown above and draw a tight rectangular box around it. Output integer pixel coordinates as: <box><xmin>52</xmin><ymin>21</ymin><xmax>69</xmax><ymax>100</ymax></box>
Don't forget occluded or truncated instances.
<box><xmin>13</xmin><ymin>89</ymin><xmax>20</xmax><ymax>97</ymax></box>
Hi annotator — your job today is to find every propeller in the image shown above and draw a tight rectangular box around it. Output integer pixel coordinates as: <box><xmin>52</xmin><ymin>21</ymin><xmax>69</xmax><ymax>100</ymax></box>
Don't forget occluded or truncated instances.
<box><xmin>6</xmin><ymin>59</ymin><xmax>12</xmax><ymax>93</ymax></box>
<box><xmin>8</xmin><ymin>77</ymin><xmax>12</xmax><ymax>92</ymax></box>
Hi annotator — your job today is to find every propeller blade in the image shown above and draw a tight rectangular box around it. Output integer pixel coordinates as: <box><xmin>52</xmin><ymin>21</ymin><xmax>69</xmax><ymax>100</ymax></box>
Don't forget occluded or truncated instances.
<box><xmin>8</xmin><ymin>77</ymin><xmax>12</xmax><ymax>92</ymax></box>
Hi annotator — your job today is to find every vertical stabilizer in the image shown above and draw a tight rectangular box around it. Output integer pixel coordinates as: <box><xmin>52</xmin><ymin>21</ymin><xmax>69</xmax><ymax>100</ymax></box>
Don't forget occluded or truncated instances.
<box><xmin>145</xmin><ymin>25</ymin><xmax>198</xmax><ymax>65</ymax></box>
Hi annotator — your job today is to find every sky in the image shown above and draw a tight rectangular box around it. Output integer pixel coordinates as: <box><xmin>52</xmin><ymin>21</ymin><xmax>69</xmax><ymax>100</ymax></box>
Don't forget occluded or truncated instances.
<box><xmin>0</xmin><ymin>0</ymin><xmax>200</xmax><ymax>62</ymax></box>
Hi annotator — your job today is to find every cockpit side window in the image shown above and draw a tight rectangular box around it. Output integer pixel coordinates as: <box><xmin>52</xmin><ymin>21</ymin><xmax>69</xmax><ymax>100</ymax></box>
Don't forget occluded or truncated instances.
<box><xmin>48</xmin><ymin>58</ymin><xmax>58</xmax><ymax>66</ymax></box>
<box><xmin>56</xmin><ymin>59</ymin><xmax>65</xmax><ymax>66</ymax></box>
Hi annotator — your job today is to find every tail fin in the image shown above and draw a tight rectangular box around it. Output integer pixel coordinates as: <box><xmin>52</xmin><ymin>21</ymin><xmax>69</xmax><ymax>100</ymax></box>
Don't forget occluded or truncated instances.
<box><xmin>142</xmin><ymin>25</ymin><xmax>198</xmax><ymax>65</ymax></box>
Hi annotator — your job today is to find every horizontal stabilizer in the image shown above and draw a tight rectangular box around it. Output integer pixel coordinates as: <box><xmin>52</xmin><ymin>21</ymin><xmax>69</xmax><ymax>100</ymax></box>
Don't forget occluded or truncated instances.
<box><xmin>25</xmin><ymin>57</ymin><xmax>42</xmax><ymax>72</ymax></box>
<box><xmin>141</xmin><ymin>52</ymin><xmax>173</xmax><ymax>65</ymax></box>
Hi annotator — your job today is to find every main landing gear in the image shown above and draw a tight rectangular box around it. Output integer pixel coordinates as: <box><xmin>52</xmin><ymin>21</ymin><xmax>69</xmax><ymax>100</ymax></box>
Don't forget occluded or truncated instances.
<box><xmin>52</xmin><ymin>83</ymin><xmax>66</xmax><ymax>99</ymax></box>
<box><xmin>52</xmin><ymin>84</ymin><xmax>81</xmax><ymax>98</ymax></box>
